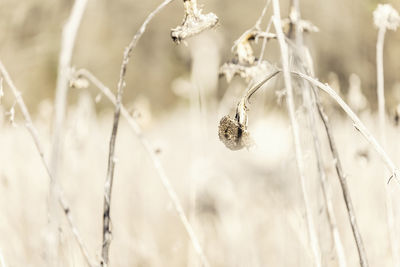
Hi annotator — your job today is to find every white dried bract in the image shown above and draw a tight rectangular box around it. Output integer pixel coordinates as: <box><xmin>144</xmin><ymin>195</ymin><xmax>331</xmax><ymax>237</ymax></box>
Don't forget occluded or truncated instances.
<box><xmin>235</xmin><ymin>33</ymin><xmax>256</xmax><ymax>65</ymax></box>
<box><xmin>373</xmin><ymin>4</ymin><xmax>400</xmax><ymax>30</ymax></box>
<box><xmin>232</xmin><ymin>31</ymin><xmax>276</xmax><ymax>65</ymax></box>
<box><xmin>219</xmin><ymin>60</ymin><xmax>272</xmax><ymax>83</ymax></box>
<box><xmin>282</xmin><ymin>18</ymin><xmax>319</xmax><ymax>34</ymax></box>
<box><xmin>171</xmin><ymin>0</ymin><xmax>218</xmax><ymax>44</ymax></box>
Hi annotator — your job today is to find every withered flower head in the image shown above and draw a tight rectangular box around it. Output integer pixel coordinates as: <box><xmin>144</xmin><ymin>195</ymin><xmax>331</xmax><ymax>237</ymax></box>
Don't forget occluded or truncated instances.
<box><xmin>374</xmin><ymin>4</ymin><xmax>400</xmax><ymax>31</ymax></box>
<box><xmin>171</xmin><ymin>0</ymin><xmax>218</xmax><ymax>44</ymax></box>
<box><xmin>218</xmin><ymin>115</ymin><xmax>251</xmax><ymax>151</ymax></box>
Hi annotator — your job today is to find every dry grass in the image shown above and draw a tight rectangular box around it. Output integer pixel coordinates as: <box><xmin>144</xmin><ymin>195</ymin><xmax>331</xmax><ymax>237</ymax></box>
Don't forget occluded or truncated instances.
<box><xmin>1</xmin><ymin>101</ymin><xmax>400</xmax><ymax>266</ymax></box>
<box><xmin>1</xmin><ymin>0</ymin><xmax>400</xmax><ymax>267</ymax></box>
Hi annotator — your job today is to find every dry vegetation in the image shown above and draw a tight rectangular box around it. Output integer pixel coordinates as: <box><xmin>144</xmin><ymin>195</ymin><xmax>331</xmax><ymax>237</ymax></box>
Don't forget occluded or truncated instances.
<box><xmin>1</xmin><ymin>0</ymin><xmax>400</xmax><ymax>267</ymax></box>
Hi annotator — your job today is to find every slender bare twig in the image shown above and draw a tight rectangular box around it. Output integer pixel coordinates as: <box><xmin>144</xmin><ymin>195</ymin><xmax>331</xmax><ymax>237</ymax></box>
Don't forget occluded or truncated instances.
<box><xmin>74</xmin><ymin>68</ymin><xmax>210</xmax><ymax>267</ymax></box>
<box><xmin>290</xmin><ymin>46</ymin><xmax>347</xmax><ymax>267</ymax></box>
<box><xmin>291</xmin><ymin>40</ymin><xmax>352</xmax><ymax>266</ymax></box>
<box><xmin>0</xmin><ymin>61</ymin><xmax>95</xmax><ymax>267</ymax></box>
<box><xmin>308</xmin><ymin>90</ymin><xmax>347</xmax><ymax>267</ymax></box>
<box><xmin>100</xmin><ymin>1</ymin><xmax>177</xmax><ymax>265</ymax></box>
<box><xmin>376</xmin><ymin>27</ymin><xmax>386</xmax><ymax>146</ymax></box>
<box><xmin>258</xmin><ymin>17</ymin><xmax>273</xmax><ymax>64</ymax></box>
<box><xmin>286</xmin><ymin>0</ymin><xmax>347</xmax><ymax>263</ymax></box>
<box><xmin>271</xmin><ymin>1</ymin><xmax>321</xmax><ymax>266</ymax></box>
<box><xmin>315</xmin><ymin>100</ymin><xmax>369</xmax><ymax>267</ymax></box>
<box><xmin>51</xmin><ymin>0</ymin><xmax>88</xmax><ymax>180</ymax></box>
<box><xmin>255</xmin><ymin>0</ymin><xmax>271</xmax><ymax>29</ymax></box>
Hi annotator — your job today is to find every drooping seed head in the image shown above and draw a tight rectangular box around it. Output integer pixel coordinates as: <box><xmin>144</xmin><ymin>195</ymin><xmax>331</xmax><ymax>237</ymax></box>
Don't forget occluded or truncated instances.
<box><xmin>218</xmin><ymin>115</ymin><xmax>251</xmax><ymax>151</ymax></box>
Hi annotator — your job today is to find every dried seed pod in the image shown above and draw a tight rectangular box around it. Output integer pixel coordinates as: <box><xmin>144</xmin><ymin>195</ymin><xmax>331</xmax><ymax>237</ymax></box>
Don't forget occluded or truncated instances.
<box><xmin>218</xmin><ymin>115</ymin><xmax>251</xmax><ymax>151</ymax></box>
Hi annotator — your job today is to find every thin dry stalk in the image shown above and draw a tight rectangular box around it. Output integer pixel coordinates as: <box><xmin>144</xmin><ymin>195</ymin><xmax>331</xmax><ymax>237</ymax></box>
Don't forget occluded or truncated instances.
<box><xmin>100</xmin><ymin>1</ymin><xmax>176</xmax><ymax>265</ymax></box>
<box><xmin>376</xmin><ymin>27</ymin><xmax>386</xmax><ymax>146</ymax></box>
<box><xmin>300</xmin><ymin>71</ymin><xmax>347</xmax><ymax>267</ymax></box>
<box><xmin>51</xmin><ymin>0</ymin><xmax>88</xmax><ymax>180</ymax></box>
<box><xmin>255</xmin><ymin>0</ymin><xmax>272</xmax><ymax>29</ymax></box>
<box><xmin>315</xmin><ymin>99</ymin><xmax>369</xmax><ymax>267</ymax></box>
<box><xmin>271</xmin><ymin>1</ymin><xmax>321</xmax><ymax>266</ymax></box>
<box><xmin>308</xmin><ymin>91</ymin><xmax>347</xmax><ymax>267</ymax></box>
<box><xmin>50</xmin><ymin>1</ymin><xmax>88</xmax><ymax>262</ymax></box>
<box><xmin>75</xmin><ymin>69</ymin><xmax>210</xmax><ymax>267</ymax></box>
<box><xmin>258</xmin><ymin>17</ymin><xmax>273</xmax><ymax>64</ymax></box>
<box><xmin>0</xmin><ymin>61</ymin><xmax>95</xmax><ymax>267</ymax></box>
<box><xmin>293</xmin><ymin>71</ymin><xmax>400</xmax><ymax>182</ymax></box>
<box><xmin>374</xmin><ymin>5</ymin><xmax>400</xmax><ymax>264</ymax></box>
<box><xmin>376</xmin><ymin>25</ymin><xmax>399</xmax><ymax>267</ymax></box>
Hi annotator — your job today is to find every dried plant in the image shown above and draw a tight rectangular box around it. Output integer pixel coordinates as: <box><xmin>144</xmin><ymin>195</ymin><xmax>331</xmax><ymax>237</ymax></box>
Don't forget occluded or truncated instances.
<box><xmin>218</xmin><ymin>115</ymin><xmax>251</xmax><ymax>150</ymax></box>
<box><xmin>49</xmin><ymin>1</ymin><xmax>89</xmax><ymax>263</ymax></box>
<box><xmin>0</xmin><ymin>61</ymin><xmax>96</xmax><ymax>267</ymax></box>
<box><xmin>171</xmin><ymin>0</ymin><xmax>218</xmax><ymax>44</ymax></box>
<box><xmin>3</xmin><ymin>1</ymin><xmax>400</xmax><ymax>266</ymax></box>
<box><xmin>100</xmin><ymin>0</ymin><xmax>175</xmax><ymax>265</ymax></box>
<box><xmin>72</xmin><ymin>68</ymin><xmax>210</xmax><ymax>267</ymax></box>
<box><xmin>51</xmin><ymin>0</ymin><xmax>88</xmax><ymax>180</ymax></box>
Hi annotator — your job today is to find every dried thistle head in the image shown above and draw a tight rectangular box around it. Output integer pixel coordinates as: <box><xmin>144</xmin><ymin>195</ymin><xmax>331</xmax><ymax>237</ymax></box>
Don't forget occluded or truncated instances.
<box><xmin>374</xmin><ymin>4</ymin><xmax>400</xmax><ymax>30</ymax></box>
<box><xmin>218</xmin><ymin>115</ymin><xmax>251</xmax><ymax>151</ymax></box>
<box><xmin>171</xmin><ymin>0</ymin><xmax>218</xmax><ymax>44</ymax></box>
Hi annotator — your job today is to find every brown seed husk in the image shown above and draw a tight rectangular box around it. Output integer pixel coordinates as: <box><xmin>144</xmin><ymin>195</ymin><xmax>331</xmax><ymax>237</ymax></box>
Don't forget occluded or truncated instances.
<box><xmin>218</xmin><ymin>115</ymin><xmax>251</xmax><ymax>151</ymax></box>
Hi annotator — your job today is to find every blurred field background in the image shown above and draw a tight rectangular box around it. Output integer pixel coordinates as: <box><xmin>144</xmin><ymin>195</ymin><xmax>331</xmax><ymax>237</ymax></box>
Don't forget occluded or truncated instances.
<box><xmin>1</xmin><ymin>0</ymin><xmax>400</xmax><ymax>266</ymax></box>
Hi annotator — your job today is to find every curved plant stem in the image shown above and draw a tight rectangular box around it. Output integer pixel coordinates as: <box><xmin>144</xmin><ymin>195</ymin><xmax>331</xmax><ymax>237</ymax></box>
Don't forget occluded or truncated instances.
<box><xmin>292</xmin><ymin>71</ymin><xmax>399</xmax><ymax>181</ymax></box>
<box><xmin>376</xmin><ymin>26</ymin><xmax>399</xmax><ymax>267</ymax></box>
